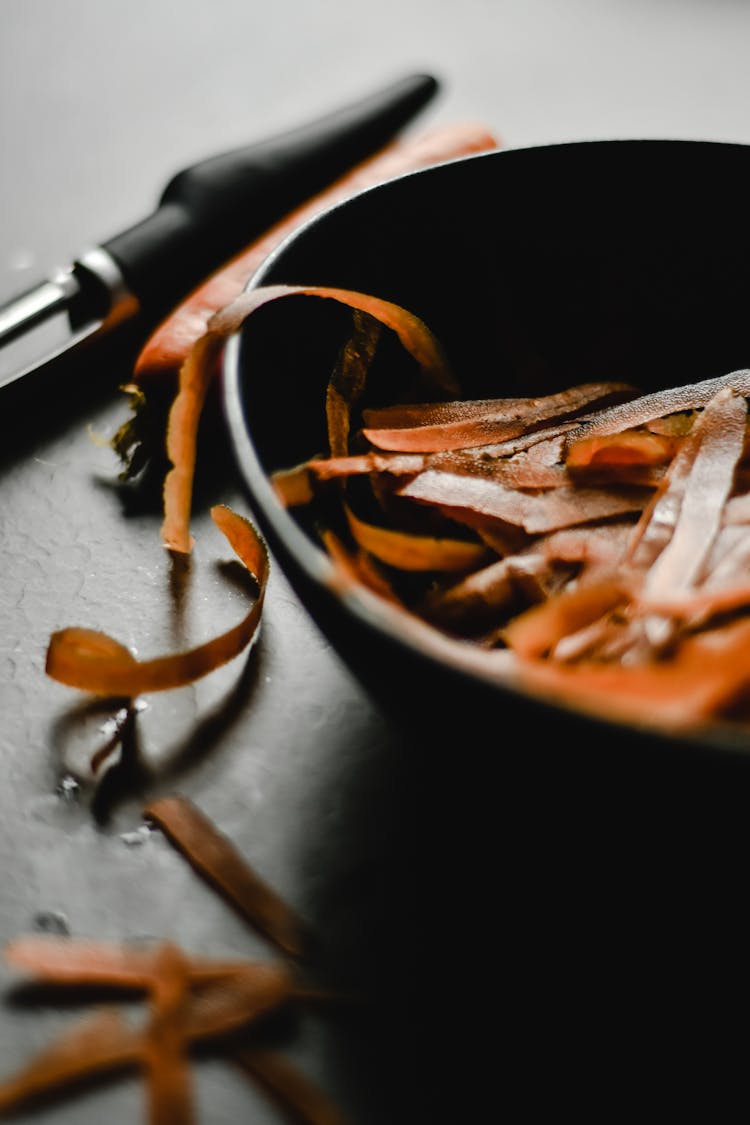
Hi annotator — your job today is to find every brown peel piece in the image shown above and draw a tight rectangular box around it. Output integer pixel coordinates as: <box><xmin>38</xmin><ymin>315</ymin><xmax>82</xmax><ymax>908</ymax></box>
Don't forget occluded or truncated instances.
<box><xmin>143</xmin><ymin>796</ymin><xmax>305</xmax><ymax>959</ymax></box>
<box><xmin>362</xmin><ymin>381</ymin><xmax>637</xmax><ymax>452</ymax></box>
<box><xmin>45</xmin><ymin>505</ymin><xmax>268</xmax><ymax>697</ymax></box>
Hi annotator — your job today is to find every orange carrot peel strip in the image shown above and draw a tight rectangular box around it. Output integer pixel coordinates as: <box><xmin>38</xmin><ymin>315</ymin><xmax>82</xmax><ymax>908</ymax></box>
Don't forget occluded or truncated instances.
<box><xmin>143</xmin><ymin>795</ymin><xmax>306</xmax><ymax>959</ymax></box>
<box><xmin>45</xmin><ymin>504</ymin><xmax>268</xmax><ymax>696</ymax></box>
<box><xmin>361</xmin><ymin>381</ymin><xmax>636</xmax><ymax>452</ymax></box>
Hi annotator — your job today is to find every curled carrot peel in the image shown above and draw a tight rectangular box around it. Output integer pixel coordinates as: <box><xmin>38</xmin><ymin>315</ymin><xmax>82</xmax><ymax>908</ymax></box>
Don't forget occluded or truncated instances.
<box><xmin>45</xmin><ymin>504</ymin><xmax>268</xmax><ymax>696</ymax></box>
<box><xmin>134</xmin><ymin>122</ymin><xmax>500</xmax><ymax>385</ymax></box>
<box><xmin>161</xmin><ymin>284</ymin><xmax>457</xmax><ymax>554</ymax></box>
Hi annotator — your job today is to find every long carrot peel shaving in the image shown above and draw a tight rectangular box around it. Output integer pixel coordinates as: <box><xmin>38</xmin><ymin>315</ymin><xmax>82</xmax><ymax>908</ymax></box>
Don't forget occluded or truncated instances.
<box><xmin>45</xmin><ymin>505</ymin><xmax>268</xmax><ymax>697</ymax></box>
<box><xmin>361</xmin><ymin>381</ymin><xmax>636</xmax><ymax>452</ymax></box>
<box><xmin>260</xmin><ymin>289</ymin><xmax>750</xmax><ymax>736</ymax></box>
<box><xmin>143</xmin><ymin>795</ymin><xmax>306</xmax><ymax>959</ymax></box>
<box><xmin>161</xmin><ymin>284</ymin><xmax>457</xmax><ymax>554</ymax></box>
<box><xmin>162</xmin><ymin>334</ymin><xmax>224</xmax><ymax>553</ymax></box>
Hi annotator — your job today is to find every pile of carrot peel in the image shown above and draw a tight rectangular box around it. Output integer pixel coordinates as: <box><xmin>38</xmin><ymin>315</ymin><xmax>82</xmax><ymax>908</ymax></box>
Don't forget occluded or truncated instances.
<box><xmin>265</xmin><ymin>295</ymin><xmax>750</xmax><ymax>736</ymax></box>
<box><xmin>45</xmin><ymin>503</ymin><xmax>268</xmax><ymax>700</ymax></box>
<box><xmin>335</xmin><ymin>374</ymin><xmax>750</xmax><ymax>731</ymax></box>
<box><xmin>0</xmin><ymin>796</ymin><xmax>347</xmax><ymax>1123</ymax></box>
<box><xmin>103</xmin><ymin>283</ymin><xmax>750</xmax><ymax>737</ymax></box>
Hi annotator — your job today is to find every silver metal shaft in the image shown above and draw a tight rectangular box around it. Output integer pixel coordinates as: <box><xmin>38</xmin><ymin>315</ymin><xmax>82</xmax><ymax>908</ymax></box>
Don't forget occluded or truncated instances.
<box><xmin>0</xmin><ymin>249</ymin><xmax>139</xmax><ymax>390</ymax></box>
<box><xmin>0</xmin><ymin>269</ymin><xmax>80</xmax><ymax>347</ymax></box>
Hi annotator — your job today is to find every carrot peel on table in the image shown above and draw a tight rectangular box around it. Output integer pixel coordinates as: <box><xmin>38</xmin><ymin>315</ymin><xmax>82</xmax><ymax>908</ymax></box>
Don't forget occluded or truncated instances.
<box><xmin>45</xmin><ymin>505</ymin><xmax>268</xmax><ymax>697</ymax></box>
<box><xmin>143</xmin><ymin>795</ymin><xmax>306</xmax><ymax>959</ymax></box>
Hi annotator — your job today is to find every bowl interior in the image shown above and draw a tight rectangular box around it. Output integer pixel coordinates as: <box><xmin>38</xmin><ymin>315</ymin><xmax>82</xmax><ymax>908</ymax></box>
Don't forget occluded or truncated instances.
<box><xmin>224</xmin><ymin>139</ymin><xmax>750</xmax><ymax>767</ymax></box>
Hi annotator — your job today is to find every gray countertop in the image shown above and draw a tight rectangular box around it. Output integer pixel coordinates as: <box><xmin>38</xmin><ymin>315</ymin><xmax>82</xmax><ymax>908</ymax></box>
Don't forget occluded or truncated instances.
<box><xmin>3</xmin><ymin>1</ymin><xmax>750</xmax><ymax>1119</ymax></box>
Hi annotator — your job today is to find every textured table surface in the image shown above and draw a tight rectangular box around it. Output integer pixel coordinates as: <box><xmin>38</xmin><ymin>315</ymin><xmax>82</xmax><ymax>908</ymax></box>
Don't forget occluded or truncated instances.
<box><xmin>3</xmin><ymin>2</ymin><xmax>750</xmax><ymax>1120</ymax></box>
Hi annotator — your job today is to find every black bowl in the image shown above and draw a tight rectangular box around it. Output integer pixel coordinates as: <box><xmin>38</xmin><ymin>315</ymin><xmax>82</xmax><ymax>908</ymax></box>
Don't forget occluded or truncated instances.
<box><xmin>223</xmin><ymin>140</ymin><xmax>750</xmax><ymax>812</ymax></box>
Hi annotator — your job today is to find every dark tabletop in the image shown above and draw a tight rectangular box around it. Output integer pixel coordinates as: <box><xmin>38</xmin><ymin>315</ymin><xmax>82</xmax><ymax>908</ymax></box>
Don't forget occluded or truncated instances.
<box><xmin>3</xmin><ymin>2</ymin><xmax>750</xmax><ymax>1121</ymax></box>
